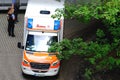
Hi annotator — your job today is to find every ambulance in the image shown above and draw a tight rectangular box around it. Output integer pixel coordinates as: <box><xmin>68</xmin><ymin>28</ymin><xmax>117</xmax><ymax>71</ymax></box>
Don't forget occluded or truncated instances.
<box><xmin>17</xmin><ymin>0</ymin><xmax>64</xmax><ymax>77</ymax></box>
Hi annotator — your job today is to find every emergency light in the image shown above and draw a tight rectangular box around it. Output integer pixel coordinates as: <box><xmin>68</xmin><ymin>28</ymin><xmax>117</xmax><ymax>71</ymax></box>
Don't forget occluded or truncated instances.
<box><xmin>54</xmin><ymin>20</ymin><xmax>60</xmax><ymax>30</ymax></box>
<box><xmin>28</xmin><ymin>18</ymin><xmax>33</xmax><ymax>28</ymax></box>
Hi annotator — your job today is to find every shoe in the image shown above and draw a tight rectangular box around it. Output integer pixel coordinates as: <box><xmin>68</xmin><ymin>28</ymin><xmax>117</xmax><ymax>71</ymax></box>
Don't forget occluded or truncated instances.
<box><xmin>15</xmin><ymin>20</ymin><xmax>19</xmax><ymax>22</ymax></box>
<box><xmin>11</xmin><ymin>35</ymin><xmax>15</xmax><ymax>37</ymax></box>
<box><xmin>8</xmin><ymin>34</ymin><xmax>11</xmax><ymax>36</ymax></box>
<box><xmin>16</xmin><ymin>20</ymin><xmax>19</xmax><ymax>22</ymax></box>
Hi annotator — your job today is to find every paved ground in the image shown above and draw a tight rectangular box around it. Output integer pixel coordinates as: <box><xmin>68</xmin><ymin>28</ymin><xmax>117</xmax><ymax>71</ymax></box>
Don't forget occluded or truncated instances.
<box><xmin>0</xmin><ymin>13</ymin><xmax>24</xmax><ymax>80</ymax></box>
<box><xmin>0</xmin><ymin>13</ymin><xmax>59</xmax><ymax>80</ymax></box>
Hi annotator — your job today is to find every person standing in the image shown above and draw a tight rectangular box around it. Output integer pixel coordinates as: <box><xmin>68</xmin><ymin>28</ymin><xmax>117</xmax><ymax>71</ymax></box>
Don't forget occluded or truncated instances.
<box><xmin>7</xmin><ymin>7</ymin><xmax>16</xmax><ymax>37</ymax></box>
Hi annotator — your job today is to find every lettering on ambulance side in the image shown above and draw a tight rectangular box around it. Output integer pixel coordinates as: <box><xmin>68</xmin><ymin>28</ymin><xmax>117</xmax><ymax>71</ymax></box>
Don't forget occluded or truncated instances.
<box><xmin>36</xmin><ymin>24</ymin><xmax>50</xmax><ymax>29</ymax></box>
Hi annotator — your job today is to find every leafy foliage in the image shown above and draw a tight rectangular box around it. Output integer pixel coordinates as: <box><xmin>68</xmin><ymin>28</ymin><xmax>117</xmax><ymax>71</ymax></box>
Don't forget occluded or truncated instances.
<box><xmin>50</xmin><ymin>0</ymin><xmax>120</xmax><ymax>79</ymax></box>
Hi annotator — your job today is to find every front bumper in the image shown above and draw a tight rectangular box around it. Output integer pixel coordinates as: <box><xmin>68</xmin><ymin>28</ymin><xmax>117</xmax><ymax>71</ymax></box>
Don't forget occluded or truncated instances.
<box><xmin>21</xmin><ymin>65</ymin><xmax>60</xmax><ymax>77</ymax></box>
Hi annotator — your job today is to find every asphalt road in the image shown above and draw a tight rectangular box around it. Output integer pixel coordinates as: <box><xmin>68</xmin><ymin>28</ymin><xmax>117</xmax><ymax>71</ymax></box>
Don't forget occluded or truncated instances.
<box><xmin>0</xmin><ymin>13</ymin><xmax>59</xmax><ymax>80</ymax></box>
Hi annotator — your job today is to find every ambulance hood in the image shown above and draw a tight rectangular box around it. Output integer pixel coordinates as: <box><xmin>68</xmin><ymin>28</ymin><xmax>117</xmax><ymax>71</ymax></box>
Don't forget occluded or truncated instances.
<box><xmin>24</xmin><ymin>51</ymin><xmax>58</xmax><ymax>63</ymax></box>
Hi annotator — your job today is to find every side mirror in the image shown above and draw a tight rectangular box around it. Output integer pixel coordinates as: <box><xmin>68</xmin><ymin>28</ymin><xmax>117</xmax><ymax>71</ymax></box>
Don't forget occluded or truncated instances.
<box><xmin>17</xmin><ymin>42</ymin><xmax>24</xmax><ymax>49</ymax></box>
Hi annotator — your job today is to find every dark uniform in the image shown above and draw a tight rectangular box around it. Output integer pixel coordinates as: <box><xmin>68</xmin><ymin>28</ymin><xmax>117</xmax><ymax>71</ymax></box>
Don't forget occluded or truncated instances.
<box><xmin>14</xmin><ymin>3</ymin><xmax>20</xmax><ymax>22</ymax></box>
<box><xmin>7</xmin><ymin>12</ymin><xmax>15</xmax><ymax>37</ymax></box>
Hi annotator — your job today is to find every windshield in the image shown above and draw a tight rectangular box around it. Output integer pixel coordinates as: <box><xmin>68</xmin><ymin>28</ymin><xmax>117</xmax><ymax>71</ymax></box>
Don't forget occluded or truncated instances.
<box><xmin>25</xmin><ymin>34</ymin><xmax>58</xmax><ymax>52</ymax></box>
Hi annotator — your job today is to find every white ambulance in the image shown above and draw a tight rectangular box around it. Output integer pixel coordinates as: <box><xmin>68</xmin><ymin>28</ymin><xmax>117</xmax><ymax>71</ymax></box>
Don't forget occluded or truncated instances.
<box><xmin>18</xmin><ymin>0</ymin><xmax>64</xmax><ymax>77</ymax></box>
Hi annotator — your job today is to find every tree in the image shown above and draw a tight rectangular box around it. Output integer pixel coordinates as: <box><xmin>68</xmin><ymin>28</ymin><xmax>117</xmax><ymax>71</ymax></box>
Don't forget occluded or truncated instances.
<box><xmin>50</xmin><ymin>0</ymin><xmax>120</xmax><ymax>79</ymax></box>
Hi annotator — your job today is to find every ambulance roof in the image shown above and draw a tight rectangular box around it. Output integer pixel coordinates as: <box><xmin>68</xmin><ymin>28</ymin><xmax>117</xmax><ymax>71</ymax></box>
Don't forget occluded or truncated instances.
<box><xmin>25</xmin><ymin>0</ymin><xmax>65</xmax><ymax>17</ymax></box>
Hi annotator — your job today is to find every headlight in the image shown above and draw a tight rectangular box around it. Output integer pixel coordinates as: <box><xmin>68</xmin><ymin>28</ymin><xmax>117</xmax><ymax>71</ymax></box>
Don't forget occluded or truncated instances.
<box><xmin>23</xmin><ymin>60</ymin><xmax>29</xmax><ymax>64</ymax></box>
<box><xmin>52</xmin><ymin>60</ymin><xmax>59</xmax><ymax>66</ymax></box>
